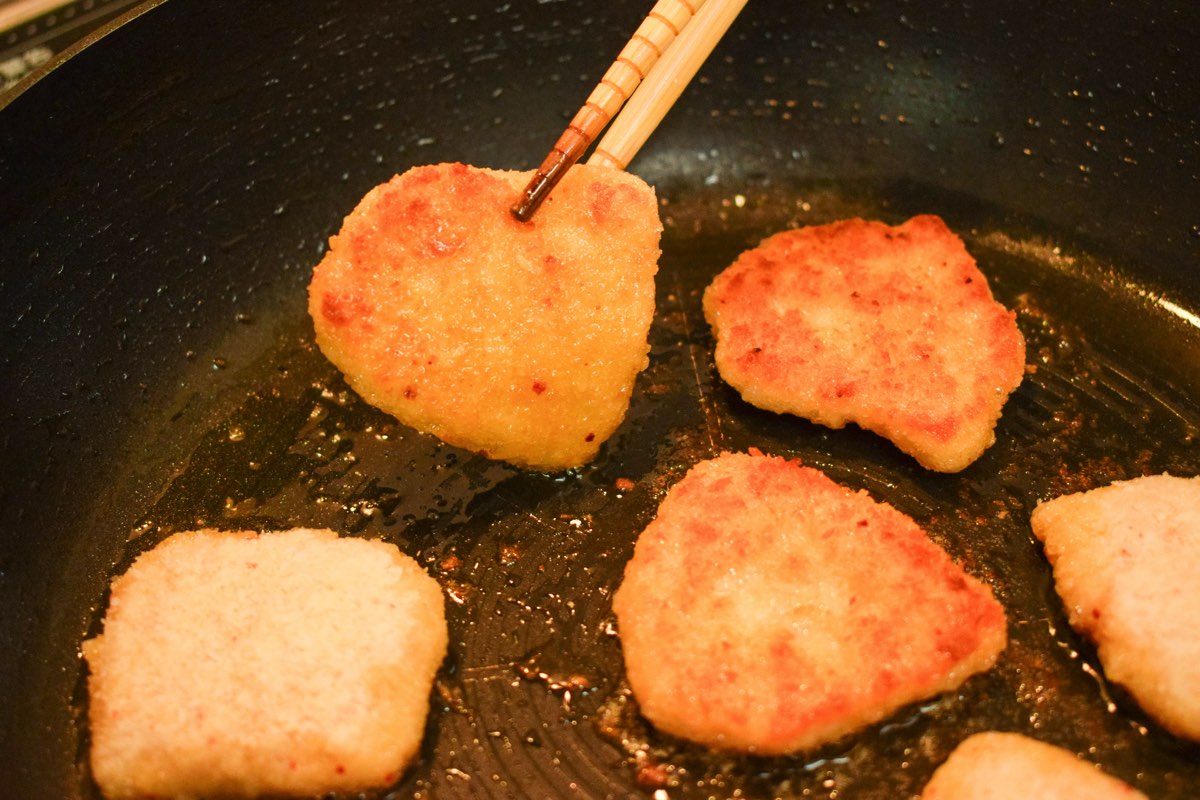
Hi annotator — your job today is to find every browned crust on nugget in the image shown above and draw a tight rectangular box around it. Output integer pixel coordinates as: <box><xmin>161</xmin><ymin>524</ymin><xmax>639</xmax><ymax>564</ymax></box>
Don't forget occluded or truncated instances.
<box><xmin>703</xmin><ymin>216</ymin><xmax>1025</xmax><ymax>472</ymax></box>
<box><xmin>308</xmin><ymin>162</ymin><xmax>661</xmax><ymax>470</ymax></box>
<box><xmin>1030</xmin><ymin>474</ymin><xmax>1200</xmax><ymax>741</ymax></box>
<box><xmin>922</xmin><ymin>732</ymin><xmax>1148</xmax><ymax>799</ymax></box>
<box><xmin>612</xmin><ymin>451</ymin><xmax>1007</xmax><ymax>754</ymax></box>
<box><xmin>83</xmin><ymin>528</ymin><xmax>447</xmax><ymax>798</ymax></box>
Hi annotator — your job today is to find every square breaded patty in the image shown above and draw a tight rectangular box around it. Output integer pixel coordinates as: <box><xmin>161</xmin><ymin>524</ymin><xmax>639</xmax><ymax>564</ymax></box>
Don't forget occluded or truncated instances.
<box><xmin>308</xmin><ymin>162</ymin><xmax>661</xmax><ymax>471</ymax></box>
<box><xmin>83</xmin><ymin>528</ymin><xmax>447</xmax><ymax>798</ymax></box>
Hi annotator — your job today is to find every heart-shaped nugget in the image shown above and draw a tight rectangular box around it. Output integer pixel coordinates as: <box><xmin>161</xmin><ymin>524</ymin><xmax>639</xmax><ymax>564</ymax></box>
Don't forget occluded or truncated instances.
<box><xmin>612</xmin><ymin>451</ymin><xmax>1007</xmax><ymax>755</ymax></box>
<box><xmin>309</xmin><ymin>162</ymin><xmax>661</xmax><ymax>470</ymax></box>
<box><xmin>703</xmin><ymin>215</ymin><xmax>1025</xmax><ymax>472</ymax></box>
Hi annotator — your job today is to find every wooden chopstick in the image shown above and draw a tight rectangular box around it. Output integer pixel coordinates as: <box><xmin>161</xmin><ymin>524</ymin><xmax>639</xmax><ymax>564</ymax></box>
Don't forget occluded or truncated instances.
<box><xmin>587</xmin><ymin>0</ymin><xmax>747</xmax><ymax>171</ymax></box>
<box><xmin>512</xmin><ymin>0</ymin><xmax>744</xmax><ymax>222</ymax></box>
<box><xmin>0</xmin><ymin>0</ymin><xmax>71</xmax><ymax>33</ymax></box>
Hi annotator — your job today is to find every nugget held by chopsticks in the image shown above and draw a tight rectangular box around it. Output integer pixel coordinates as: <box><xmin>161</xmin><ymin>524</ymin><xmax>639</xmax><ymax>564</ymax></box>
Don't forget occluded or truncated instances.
<box><xmin>309</xmin><ymin>162</ymin><xmax>661</xmax><ymax>470</ymax></box>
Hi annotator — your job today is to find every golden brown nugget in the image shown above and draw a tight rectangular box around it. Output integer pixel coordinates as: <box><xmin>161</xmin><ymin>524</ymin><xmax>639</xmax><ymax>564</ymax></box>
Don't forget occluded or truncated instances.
<box><xmin>922</xmin><ymin>731</ymin><xmax>1147</xmax><ymax>799</ymax></box>
<box><xmin>308</xmin><ymin>162</ymin><xmax>661</xmax><ymax>471</ymax></box>
<box><xmin>1030</xmin><ymin>474</ymin><xmax>1200</xmax><ymax>741</ymax></box>
<box><xmin>702</xmin><ymin>216</ymin><xmax>1025</xmax><ymax>472</ymax></box>
<box><xmin>612</xmin><ymin>451</ymin><xmax>1007</xmax><ymax>754</ymax></box>
<box><xmin>83</xmin><ymin>528</ymin><xmax>448</xmax><ymax>799</ymax></box>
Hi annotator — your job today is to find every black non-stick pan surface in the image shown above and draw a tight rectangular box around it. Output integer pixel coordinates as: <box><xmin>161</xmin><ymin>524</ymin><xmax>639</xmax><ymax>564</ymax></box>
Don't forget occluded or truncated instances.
<box><xmin>2</xmin><ymin>0</ymin><xmax>1199</xmax><ymax>797</ymax></box>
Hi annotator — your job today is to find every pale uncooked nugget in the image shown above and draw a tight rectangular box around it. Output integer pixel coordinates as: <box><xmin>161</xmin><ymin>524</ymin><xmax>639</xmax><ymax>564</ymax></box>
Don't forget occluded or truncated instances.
<box><xmin>612</xmin><ymin>451</ymin><xmax>1007</xmax><ymax>754</ymax></box>
<box><xmin>703</xmin><ymin>215</ymin><xmax>1025</xmax><ymax>472</ymax></box>
<box><xmin>308</xmin><ymin>162</ymin><xmax>661</xmax><ymax>470</ymax></box>
<box><xmin>922</xmin><ymin>731</ymin><xmax>1147</xmax><ymax>799</ymax></box>
<box><xmin>83</xmin><ymin>528</ymin><xmax>448</xmax><ymax>799</ymax></box>
<box><xmin>1030</xmin><ymin>473</ymin><xmax>1200</xmax><ymax>741</ymax></box>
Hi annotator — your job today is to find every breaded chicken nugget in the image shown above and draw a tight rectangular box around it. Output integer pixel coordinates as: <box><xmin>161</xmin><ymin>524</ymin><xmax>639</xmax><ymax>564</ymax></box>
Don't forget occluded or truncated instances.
<box><xmin>308</xmin><ymin>162</ymin><xmax>661</xmax><ymax>471</ymax></box>
<box><xmin>703</xmin><ymin>216</ymin><xmax>1025</xmax><ymax>472</ymax></box>
<box><xmin>922</xmin><ymin>731</ymin><xmax>1147</xmax><ymax>799</ymax></box>
<box><xmin>83</xmin><ymin>528</ymin><xmax>447</xmax><ymax>799</ymax></box>
<box><xmin>612</xmin><ymin>451</ymin><xmax>1007</xmax><ymax>754</ymax></box>
<box><xmin>1030</xmin><ymin>474</ymin><xmax>1200</xmax><ymax>741</ymax></box>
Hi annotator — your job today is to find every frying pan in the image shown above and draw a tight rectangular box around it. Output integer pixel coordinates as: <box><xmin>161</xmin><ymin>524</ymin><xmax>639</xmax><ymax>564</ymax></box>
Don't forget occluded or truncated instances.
<box><xmin>2</xmin><ymin>0</ymin><xmax>1199</xmax><ymax>797</ymax></box>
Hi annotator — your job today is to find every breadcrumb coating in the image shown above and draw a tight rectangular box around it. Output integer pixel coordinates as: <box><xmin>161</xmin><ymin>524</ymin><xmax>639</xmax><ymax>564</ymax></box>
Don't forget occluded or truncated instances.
<box><xmin>308</xmin><ymin>162</ymin><xmax>661</xmax><ymax>470</ymax></box>
<box><xmin>84</xmin><ymin>528</ymin><xmax>447</xmax><ymax>798</ymax></box>
<box><xmin>703</xmin><ymin>216</ymin><xmax>1025</xmax><ymax>472</ymax></box>
<box><xmin>1031</xmin><ymin>474</ymin><xmax>1200</xmax><ymax>741</ymax></box>
<box><xmin>613</xmin><ymin>451</ymin><xmax>1007</xmax><ymax>754</ymax></box>
<box><xmin>922</xmin><ymin>732</ymin><xmax>1147</xmax><ymax>799</ymax></box>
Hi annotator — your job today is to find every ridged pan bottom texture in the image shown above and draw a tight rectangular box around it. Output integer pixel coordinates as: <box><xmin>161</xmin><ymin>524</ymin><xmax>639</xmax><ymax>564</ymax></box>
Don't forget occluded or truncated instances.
<box><xmin>82</xmin><ymin>178</ymin><xmax>1200</xmax><ymax>799</ymax></box>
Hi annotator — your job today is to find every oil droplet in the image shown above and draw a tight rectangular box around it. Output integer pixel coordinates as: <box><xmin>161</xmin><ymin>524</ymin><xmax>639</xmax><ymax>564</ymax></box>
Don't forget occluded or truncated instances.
<box><xmin>129</xmin><ymin>519</ymin><xmax>155</xmax><ymax>540</ymax></box>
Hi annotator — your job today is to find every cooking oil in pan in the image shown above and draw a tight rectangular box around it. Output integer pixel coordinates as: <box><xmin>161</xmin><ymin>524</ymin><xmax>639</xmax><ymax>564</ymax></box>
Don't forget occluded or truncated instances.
<box><xmin>87</xmin><ymin>178</ymin><xmax>1200</xmax><ymax>799</ymax></box>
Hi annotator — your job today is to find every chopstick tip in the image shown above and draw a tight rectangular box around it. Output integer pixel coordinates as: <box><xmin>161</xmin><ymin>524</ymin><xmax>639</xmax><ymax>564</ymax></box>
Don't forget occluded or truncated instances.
<box><xmin>510</xmin><ymin>179</ymin><xmax>547</xmax><ymax>222</ymax></box>
<box><xmin>510</xmin><ymin>151</ymin><xmax>575</xmax><ymax>223</ymax></box>
<box><xmin>510</xmin><ymin>199</ymin><xmax>536</xmax><ymax>223</ymax></box>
